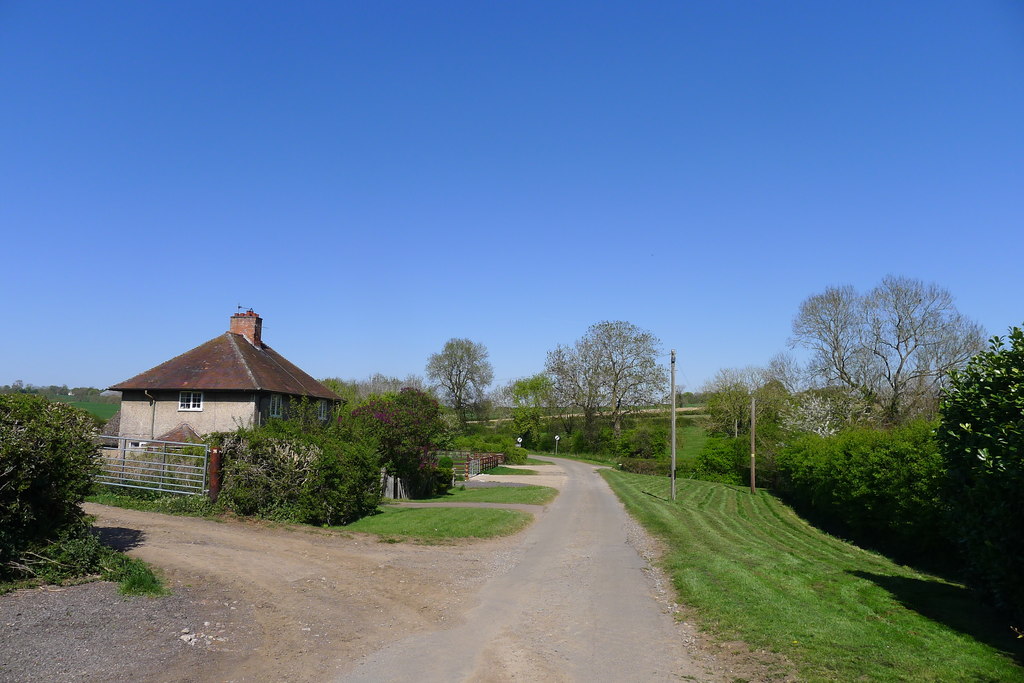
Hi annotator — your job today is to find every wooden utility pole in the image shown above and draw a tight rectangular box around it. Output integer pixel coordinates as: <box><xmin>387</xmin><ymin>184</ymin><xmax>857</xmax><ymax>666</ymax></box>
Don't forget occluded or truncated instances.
<box><xmin>670</xmin><ymin>349</ymin><xmax>677</xmax><ymax>501</ymax></box>
<box><xmin>749</xmin><ymin>396</ymin><xmax>757</xmax><ymax>494</ymax></box>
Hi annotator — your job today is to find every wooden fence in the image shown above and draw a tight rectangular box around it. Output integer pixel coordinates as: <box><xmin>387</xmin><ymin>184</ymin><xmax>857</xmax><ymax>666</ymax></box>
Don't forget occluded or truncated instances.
<box><xmin>434</xmin><ymin>450</ymin><xmax>506</xmax><ymax>480</ymax></box>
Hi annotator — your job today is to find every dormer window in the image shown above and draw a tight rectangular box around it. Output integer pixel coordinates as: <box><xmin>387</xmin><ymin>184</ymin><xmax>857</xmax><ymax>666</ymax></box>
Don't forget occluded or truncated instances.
<box><xmin>269</xmin><ymin>393</ymin><xmax>283</xmax><ymax>418</ymax></box>
<box><xmin>179</xmin><ymin>391</ymin><xmax>203</xmax><ymax>411</ymax></box>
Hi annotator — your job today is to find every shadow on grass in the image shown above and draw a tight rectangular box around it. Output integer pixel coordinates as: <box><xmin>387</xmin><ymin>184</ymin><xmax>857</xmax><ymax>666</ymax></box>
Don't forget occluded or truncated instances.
<box><xmin>851</xmin><ymin>570</ymin><xmax>1024</xmax><ymax>665</ymax></box>
<box><xmin>93</xmin><ymin>526</ymin><xmax>146</xmax><ymax>552</ymax></box>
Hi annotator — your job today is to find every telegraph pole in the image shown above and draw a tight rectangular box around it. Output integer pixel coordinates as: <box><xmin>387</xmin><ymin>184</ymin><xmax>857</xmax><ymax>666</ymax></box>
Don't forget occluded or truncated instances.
<box><xmin>670</xmin><ymin>349</ymin><xmax>677</xmax><ymax>501</ymax></box>
<box><xmin>750</xmin><ymin>395</ymin><xmax>757</xmax><ymax>495</ymax></box>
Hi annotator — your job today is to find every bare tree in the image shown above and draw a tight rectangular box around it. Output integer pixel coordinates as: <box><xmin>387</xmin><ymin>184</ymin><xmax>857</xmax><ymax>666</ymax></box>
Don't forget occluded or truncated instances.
<box><xmin>545</xmin><ymin>340</ymin><xmax>603</xmax><ymax>438</ymax></box>
<box><xmin>426</xmin><ymin>338</ymin><xmax>494</xmax><ymax>423</ymax></box>
<box><xmin>762</xmin><ymin>352</ymin><xmax>810</xmax><ymax>394</ymax></box>
<box><xmin>590</xmin><ymin>321</ymin><xmax>668</xmax><ymax>438</ymax></box>
<box><xmin>546</xmin><ymin>321</ymin><xmax>667</xmax><ymax>439</ymax></box>
<box><xmin>790</xmin><ymin>276</ymin><xmax>984</xmax><ymax>423</ymax></box>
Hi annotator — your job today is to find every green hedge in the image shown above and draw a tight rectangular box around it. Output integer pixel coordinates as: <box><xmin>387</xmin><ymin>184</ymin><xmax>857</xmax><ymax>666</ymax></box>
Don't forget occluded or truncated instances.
<box><xmin>939</xmin><ymin>327</ymin><xmax>1024</xmax><ymax>617</ymax></box>
<box><xmin>693</xmin><ymin>436</ymin><xmax>747</xmax><ymax>485</ymax></box>
<box><xmin>0</xmin><ymin>394</ymin><xmax>99</xmax><ymax>578</ymax></box>
<box><xmin>775</xmin><ymin>421</ymin><xmax>947</xmax><ymax>560</ymax></box>
<box><xmin>212</xmin><ymin>426</ymin><xmax>381</xmax><ymax>526</ymax></box>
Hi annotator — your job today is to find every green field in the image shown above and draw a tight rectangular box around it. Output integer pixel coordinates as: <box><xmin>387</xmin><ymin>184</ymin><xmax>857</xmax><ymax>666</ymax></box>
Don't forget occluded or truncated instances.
<box><xmin>603</xmin><ymin>470</ymin><xmax>1024</xmax><ymax>682</ymax></box>
<box><xmin>49</xmin><ymin>397</ymin><xmax>119</xmax><ymax>420</ymax></box>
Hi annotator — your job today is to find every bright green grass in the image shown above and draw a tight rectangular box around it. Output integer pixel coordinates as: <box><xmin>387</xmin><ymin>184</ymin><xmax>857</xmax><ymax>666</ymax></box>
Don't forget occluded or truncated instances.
<box><xmin>49</xmin><ymin>397</ymin><xmax>120</xmax><ymax>420</ymax></box>
<box><xmin>483</xmin><ymin>465</ymin><xmax>537</xmax><ymax>475</ymax></box>
<box><xmin>602</xmin><ymin>470</ymin><xmax>1024</xmax><ymax>682</ymax></box>
<box><xmin>430</xmin><ymin>485</ymin><xmax>558</xmax><ymax>505</ymax></box>
<box><xmin>86</xmin><ymin>489</ymin><xmax>220</xmax><ymax>517</ymax></box>
<box><xmin>341</xmin><ymin>507</ymin><xmax>532</xmax><ymax>540</ymax></box>
<box><xmin>675</xmin><ymin>422</ymin><xmax>707</xmax><ymax>467</ymax></box>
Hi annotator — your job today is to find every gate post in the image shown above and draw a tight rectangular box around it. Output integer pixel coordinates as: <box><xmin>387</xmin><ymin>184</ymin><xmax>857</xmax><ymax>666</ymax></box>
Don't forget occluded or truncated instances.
<box><xmin>208</xmin><ymin>447</ymin><xmax>222</xmax><ymax>502</ymax></box>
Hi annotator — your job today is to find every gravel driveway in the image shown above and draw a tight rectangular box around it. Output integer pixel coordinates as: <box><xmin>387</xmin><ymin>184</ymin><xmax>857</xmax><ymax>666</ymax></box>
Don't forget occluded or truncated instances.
<box><xmin>1</xmin><ymin>459</ymin><xmax>783</xmax><ymax>682</ymax></box>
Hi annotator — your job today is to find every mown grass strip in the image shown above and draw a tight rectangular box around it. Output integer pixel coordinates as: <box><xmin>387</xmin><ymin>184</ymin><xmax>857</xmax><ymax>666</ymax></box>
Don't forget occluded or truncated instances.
<box><xmin>428</xmin><ymin>485</ymin><xmax>558</xmax><ymax>505</ymax></box>
<box><xmin>341</xmin><ymin>507</ymin><xmax>531</xmax><ymax>541</ymax></box>
<box><xmin>481</xmin><ymin>465</ymin><xmax>537</xmax><ymax>475</ymax></box>
<box><xmin>603</xmin><ymin>470</ymin><xmax>1024</xmax><ymax>682</ymax></box>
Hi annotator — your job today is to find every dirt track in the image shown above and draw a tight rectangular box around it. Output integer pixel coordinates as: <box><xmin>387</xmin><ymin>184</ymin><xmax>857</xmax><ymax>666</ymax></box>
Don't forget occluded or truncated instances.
<box><xmin>1</xmin><ymin>459</ymin><xmax>781</xmax><ymax>682</ymax></box>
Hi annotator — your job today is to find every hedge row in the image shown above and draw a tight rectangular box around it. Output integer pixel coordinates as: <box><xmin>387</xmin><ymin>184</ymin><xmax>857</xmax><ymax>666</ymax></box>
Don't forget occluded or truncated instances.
<box><xmin>0</xmin><ymin>394</ymin><xmax>99</xmax><ymax>579</ymax></box>
<box><xmin>774</xmin><ymin>421</ymin><xmax>948</xmax><ymax>561</ymax></box>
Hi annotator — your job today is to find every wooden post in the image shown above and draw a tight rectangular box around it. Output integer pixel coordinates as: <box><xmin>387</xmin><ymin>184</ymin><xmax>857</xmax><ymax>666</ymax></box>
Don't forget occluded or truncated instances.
<box><xmin>670</xmin><ymin>349</ymin><xmax>677</xmax><ymax>501</ymax></box>
<box><xmin>749</xmin><ymin>396</ymin><xmax>757</xmax><ymax>495</ymax></box>
<box><xmin>208</xmin><ymin>447</ymin><xmax>222</xmax><ymax>502</ymax></box>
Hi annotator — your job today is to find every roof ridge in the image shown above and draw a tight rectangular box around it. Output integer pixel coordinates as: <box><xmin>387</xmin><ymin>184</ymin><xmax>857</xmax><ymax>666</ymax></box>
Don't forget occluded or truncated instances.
<box><xmin>227</xmin><ymin>333</ymin><xmax>260</xmax><ymax>388</ymax></box>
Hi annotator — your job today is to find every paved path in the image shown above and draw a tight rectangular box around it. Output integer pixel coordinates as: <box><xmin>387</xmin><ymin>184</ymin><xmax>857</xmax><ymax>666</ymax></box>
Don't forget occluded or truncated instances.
<box><xmin>339</xmin><ymin>457</ymin><xmax>723</xmax><ymax>682</ymax></box>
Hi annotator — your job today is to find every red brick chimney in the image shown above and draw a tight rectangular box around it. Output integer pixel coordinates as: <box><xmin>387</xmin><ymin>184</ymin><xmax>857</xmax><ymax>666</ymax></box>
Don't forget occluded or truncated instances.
<box><xmin>230</xmin><ymin>310</ymin><xmax>262</xmax><ymax>347</ymax></box>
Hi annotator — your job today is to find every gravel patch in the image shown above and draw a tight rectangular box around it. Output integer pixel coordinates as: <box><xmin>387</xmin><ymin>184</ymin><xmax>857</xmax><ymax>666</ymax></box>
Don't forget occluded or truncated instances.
<box><xmin>0</xmin><ymin>581</ymin><xmax>257</xmax><ymax>682</ymax></box>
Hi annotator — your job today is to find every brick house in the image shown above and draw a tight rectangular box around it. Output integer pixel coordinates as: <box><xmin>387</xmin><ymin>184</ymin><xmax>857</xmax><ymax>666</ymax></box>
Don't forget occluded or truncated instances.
<box><xmin>108</xmin><ymin>311</ymin><xmax>341</xmax><ymax>442</ymax></box>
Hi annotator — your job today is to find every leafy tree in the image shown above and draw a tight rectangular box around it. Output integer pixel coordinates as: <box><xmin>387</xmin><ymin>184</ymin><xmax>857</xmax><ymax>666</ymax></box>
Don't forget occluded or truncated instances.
<box><xmin>426</xmin><ymin>338</ymin><xmax>494</xmax><ymax>423</ymax></box>
<box><xmin>349</xmin><ymin>388</ymin><xmax>448</xmax><ymax>497</ymax></box>
<box><xmin>939</xmin><ymin>326</ymin><xmax>1024</xmax><ymax>617</ymax></box>
<box><xmin>509</xmin><ymin>374</ymin><xmax>552</xmax><ymax>447</ymax></box>
<box><xmin>790</xmin><ymin>276</ymin><xmax>984</xmax><ymax>424</ymax></box>
<box><xmin>703</xmin><ymin>367</ymin><xmax>756</xmax><ymax>438</ymax></box>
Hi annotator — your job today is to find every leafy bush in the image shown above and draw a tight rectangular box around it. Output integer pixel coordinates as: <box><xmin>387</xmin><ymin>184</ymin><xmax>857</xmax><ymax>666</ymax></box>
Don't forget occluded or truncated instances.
<box><xmin>349</xmin><ymin>388</ymin><xmax>452</xmax><ymax>493</ymax></box>
<box><xmin>693</xmin><ymin>437</ymin><xmax>746</xmax><ymax>485</ymax></box>
<box><xmin>0</xmin><ymin>394</ymin><xmax>99</xmax><ymax>579</ymax></box>
<box><xmin>214</xmin><ymin>427</ymin><xmax>381</xmax><ymax>525</ymax></box>
<box><xmin>939</xmin><ymin>327</ymin><xmax>1024</xmax><ymax>616</ymax></box>
<box><xmin>435</xmin><ymin>456</ymin><xmax>454</xmax><ymax>495</ymax></box>
<box><xmin>775</xmin><ymin>421</ymin><xmax>947</xmax><ymax>560</ymax></box>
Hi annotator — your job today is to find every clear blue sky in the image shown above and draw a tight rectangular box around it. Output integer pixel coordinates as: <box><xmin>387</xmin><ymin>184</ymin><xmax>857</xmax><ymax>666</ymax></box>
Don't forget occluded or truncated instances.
<box><xmin>2</xmin><ymin>1</ymin><xmax>1022</xmax><ymax>392</ymax></box>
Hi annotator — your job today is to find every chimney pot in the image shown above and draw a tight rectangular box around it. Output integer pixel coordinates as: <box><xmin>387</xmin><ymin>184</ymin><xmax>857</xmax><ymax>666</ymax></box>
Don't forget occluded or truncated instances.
<box><xmin>230</xmin><ymin>311</ymin><xmax>263</xmax><ymax>347</ymax></box>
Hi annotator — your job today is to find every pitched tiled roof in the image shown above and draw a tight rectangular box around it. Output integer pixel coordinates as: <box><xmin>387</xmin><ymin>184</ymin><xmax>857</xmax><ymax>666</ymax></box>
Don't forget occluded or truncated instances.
<box><xmin>109</xmin><ymin>333</ymin><xmax>341</xmax><ymax>401</ymax></box>
<box><xmin>155</xmin><ymin>423</ymin><xmax>203</xmax><ymax>443</ymax></box>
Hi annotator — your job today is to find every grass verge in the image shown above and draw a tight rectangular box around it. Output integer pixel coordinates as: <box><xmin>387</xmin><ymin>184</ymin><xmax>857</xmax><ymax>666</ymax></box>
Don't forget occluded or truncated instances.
<box><xmin>341</xmin><ymin>507</ymin><xmax>532</xmax><ymax>541</ymax></box>
<box><xmin>602</xmin><ymin>470</ymin><xmax>1024</xmax><ymax>682</ymax></box>
<box><xmin>428</xmin><ymin>485</ymin><xmax>558</xmax><ymax>505</ymax></box>
<box><xmin>1</xmin><ymin>533</ymin><xmax>166</xmax><ymax>597</ymax></box>
<box><xmin>86</xmin><ymin>488</ymin><xmax>221</xmax><ymax>518</ymax></box>
<box><xmin>482</xmin><ymin>465</ymin><xmax>537</xmax><ymax>475</ymax></box>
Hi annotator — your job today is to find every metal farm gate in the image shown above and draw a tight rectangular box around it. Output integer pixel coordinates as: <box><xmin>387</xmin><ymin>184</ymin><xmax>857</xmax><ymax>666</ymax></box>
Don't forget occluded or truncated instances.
<box><xmin>97</xmin><ymin>438</ymin><xmax>210</xmax><ymax>496</ymax></box>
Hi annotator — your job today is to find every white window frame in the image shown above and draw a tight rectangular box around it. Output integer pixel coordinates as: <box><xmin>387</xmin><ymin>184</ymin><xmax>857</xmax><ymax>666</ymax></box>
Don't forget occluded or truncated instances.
<box><xmin>269</xmin><ymin>393</ymin><xmax>283</xmax><ymax>418</ymax></box>
<box><xmin>178</xmin><ymin>391</ymin><xmax>203</xmax><ymax>412</ymax></box>
<box><xmin>318</xmin><ymin>399</ymin><xmax>329</xmax><ymax>421</ymax></box>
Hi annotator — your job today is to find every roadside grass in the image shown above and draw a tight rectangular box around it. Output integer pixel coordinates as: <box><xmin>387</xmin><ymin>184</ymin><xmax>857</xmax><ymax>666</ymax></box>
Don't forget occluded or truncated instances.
<box><xmin>602</xmin><ymin>470</ymin><xmax>1024</xmax><ymax>682</ymax></box>
<box><xmin>0</xmin><ymin>537</ymin><xmax>166</xmax><ymax>597</ymax></box>
<box><xmin>340</xmin><ymin>507</ymin><xmax>532</xmax><ymax>541</ymax></box>
<box><xmin>482</xmin><ymin>465</ymin><xmax>537</xmax><ymax>475</ymax></box>
<box><xmin>523</xmin><ymin>457</ymin><xmax>552</xmax><ymax>465</ymax></box>
<box><xmin>86</xmin><ymin>488</ymin><xmax>221</xmax><ymax>518</ymax></box>
<box><xmin>427</xmin><ymin>485</ymin><xmax>558</xmax><ymax>505</ymax></box>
